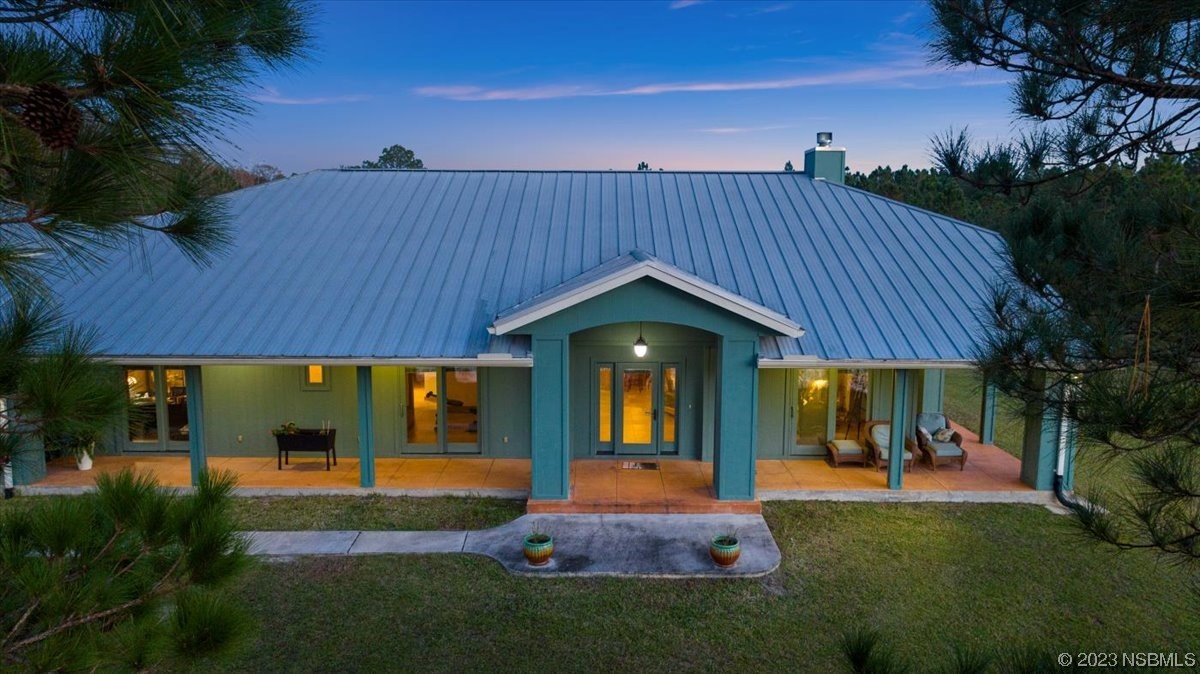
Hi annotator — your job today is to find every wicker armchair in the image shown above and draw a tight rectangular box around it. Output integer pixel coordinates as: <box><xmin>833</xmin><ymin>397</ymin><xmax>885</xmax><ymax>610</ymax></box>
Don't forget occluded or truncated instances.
<box><xmin>914</xmin><ymin>412</ymin><xmax>967</xmax><ymax>471</ymax></box>
<box><xmin>863</xmin><ymin>420</ymin><xmax>912</xmax><ymax>472</ymax></box>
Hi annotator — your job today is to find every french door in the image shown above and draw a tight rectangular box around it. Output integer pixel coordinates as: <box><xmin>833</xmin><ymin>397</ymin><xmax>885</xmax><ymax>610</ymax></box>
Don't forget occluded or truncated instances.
<box><xmin>123</xmin><ymin>366</ymin><xmax>190</xmax><ymax>453</ymax></box>
<box><xmin>595</xmin><ymin>362</ymin><xmax>679</xmax><ymax>456</ymax></box>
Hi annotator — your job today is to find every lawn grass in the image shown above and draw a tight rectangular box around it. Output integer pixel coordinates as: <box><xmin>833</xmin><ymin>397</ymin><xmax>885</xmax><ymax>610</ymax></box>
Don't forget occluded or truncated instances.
<box><xmin>1</xmin><ymin>494</ymin><xmax>525</xmax><ymax>531</ymax></box>
<box><xmin>193</xmin><ymin>501</ymin><xmax>1199</xmax><ymax>673</ymax></box>
<box><xmin>230</xmin><ymin>495</ymin><xmax>525</xmax><ymax>531</ymax></box>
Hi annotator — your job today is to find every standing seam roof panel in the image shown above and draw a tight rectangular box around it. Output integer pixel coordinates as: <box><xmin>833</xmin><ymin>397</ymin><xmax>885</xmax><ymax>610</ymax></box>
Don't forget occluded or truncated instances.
<box><xmin>46</xmin><ymin>170</ymin><xmax>1011</xmax><ymax>361</ymax></box>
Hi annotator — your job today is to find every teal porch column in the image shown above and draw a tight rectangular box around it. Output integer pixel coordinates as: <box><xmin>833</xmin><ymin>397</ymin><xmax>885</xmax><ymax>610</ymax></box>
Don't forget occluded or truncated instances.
<box><xmin>184</xmin><ymin>366</ymin><xmax>206</xmax><ymax>486</ymax></box>
<box><xmin>887</xmin><ymin>369</ymin><xmax>910</xmax><ymax>490</ymax></box>
<box><xmin>713</xmin><ymin>337</ymin><xmax>758</xmax><ymax>500</ymax></box>
<box><xmin>1020</xmin><ymin>376</ymin><xmax>1061</xmax><ymax>490</ymax></box>
<box><xmin>531</xmin><ymin>336</ymin><xmax>570</xmax><ymax>500</ymax></box>
<box><xmin>357</xmin><ymin>366</ymin><xmax>375</xmax><ymax>488</ymax></box>
<box><xmin>978</xmin><ymin>379</ymin><xmax>997</xmax><ymax>445</ymax></box>
<box><xmin>1060</xmin><ymin>410</ymin><xmax>1077</xmax><ymax>491</ymax></box>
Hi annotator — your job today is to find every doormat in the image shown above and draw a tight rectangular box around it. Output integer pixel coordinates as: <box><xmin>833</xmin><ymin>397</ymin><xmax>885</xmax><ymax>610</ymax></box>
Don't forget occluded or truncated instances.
<box><xmin>620</xmin><ymin>461</ymin><xmax>660</xmax><ymax>470</ymax></box>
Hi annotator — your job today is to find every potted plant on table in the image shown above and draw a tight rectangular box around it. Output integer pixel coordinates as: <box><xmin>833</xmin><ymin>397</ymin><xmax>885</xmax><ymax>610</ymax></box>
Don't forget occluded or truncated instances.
<box><xmin>522</xmin><ymin>526</ymin><xmax>554</xmax><ymax>567</ymax></box>
<box><xmin>709</xmin><ymin>531</ymin><xmax>741</xmax><ymax>568</ymax></box>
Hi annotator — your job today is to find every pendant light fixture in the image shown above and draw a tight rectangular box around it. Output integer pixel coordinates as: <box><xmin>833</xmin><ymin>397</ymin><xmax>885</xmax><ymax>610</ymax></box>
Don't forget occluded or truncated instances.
<box><xmin>633</xmin><ymin>322</ymin><xmax>648</xmax><ymax>358</ymax></box>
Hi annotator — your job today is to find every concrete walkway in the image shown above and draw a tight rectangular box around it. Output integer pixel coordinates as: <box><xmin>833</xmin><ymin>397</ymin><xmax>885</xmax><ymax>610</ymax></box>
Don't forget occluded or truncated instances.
<box><xmin>243</xmin><ymin>513</ymin><xmax>781</xmax><ymax>578</ymax></box>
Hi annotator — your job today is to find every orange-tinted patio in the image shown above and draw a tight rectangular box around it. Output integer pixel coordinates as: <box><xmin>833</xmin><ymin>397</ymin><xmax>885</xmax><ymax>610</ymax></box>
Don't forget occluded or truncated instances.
<box><xmin>28</xmin><ymin>426</ymin><xmax>1033</xmax><ymax>512</ymax></box>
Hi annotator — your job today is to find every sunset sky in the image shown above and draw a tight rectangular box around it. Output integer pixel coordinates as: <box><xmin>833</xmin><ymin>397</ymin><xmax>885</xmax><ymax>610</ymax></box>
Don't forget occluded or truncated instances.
<box><xmin>225</xmin><ymin>0</ymin><xmax>1017</xmax><ymax>173</ymax></box>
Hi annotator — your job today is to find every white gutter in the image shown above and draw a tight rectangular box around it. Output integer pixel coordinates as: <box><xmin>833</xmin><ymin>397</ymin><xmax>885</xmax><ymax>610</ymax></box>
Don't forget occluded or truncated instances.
<box><xmin>757</xmin><ymin>358</ymin><xmax>976</xmax><ymax>369</ymax></box>
<box><xmin>100</xmin><ymin>356</ymin><xmax>533</xmax><ymax>368</ymax></box>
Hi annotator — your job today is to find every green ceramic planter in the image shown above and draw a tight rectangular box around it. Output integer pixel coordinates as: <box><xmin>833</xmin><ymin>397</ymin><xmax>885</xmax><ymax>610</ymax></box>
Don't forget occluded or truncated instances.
<box><xmin>523</xmin><ymin>533</ymin><xmax>554</xmax><ymax>566</ymax></box>
<box><xmin>709</xmin><ymin>534</ymin><xmax>741</xmax><ymax>568</ymax></box>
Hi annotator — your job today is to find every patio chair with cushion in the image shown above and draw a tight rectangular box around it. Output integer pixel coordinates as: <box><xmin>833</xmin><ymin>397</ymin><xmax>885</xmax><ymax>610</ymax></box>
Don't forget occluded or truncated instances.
<box><xmin>863</xmin><ymin>420</ymin><xmax>913</xmax><ymax>472</ymax></box>
<box><xmin>914</xmin><ymin>412</ymin><xmax>968</xmax><ymax>471</ymax></box>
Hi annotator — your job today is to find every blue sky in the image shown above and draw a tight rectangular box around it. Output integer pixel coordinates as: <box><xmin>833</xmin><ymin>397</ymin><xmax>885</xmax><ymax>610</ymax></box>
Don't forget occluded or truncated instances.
<box><xmin>225</xmin><ymin>0</ymin><xmax>1017</xmax><ymax>173</ymax></box>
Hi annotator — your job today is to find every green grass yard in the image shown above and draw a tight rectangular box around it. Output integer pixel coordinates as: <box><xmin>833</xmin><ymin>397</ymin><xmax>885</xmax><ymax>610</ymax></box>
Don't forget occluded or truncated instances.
<box><xmin>192</xmin><ymin>501</ymin><xmax>1198</xmax><ymax>673</ymax></box>
<box><xmin>229</xmin><ymin>495</ymin><xmax>525</xmax><ymax>531</ymax></box>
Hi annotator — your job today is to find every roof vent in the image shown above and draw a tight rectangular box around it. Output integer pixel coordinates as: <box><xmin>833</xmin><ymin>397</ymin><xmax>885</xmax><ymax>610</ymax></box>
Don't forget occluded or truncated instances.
<box><xmin>816</xmin><ymin>131</ymin><xmax>833</xmax><ymax>147</ymax></box>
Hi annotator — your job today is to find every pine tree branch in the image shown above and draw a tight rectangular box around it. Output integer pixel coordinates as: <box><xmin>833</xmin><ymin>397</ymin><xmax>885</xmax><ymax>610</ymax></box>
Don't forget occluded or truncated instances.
<box><xmin>0</xmin><ymin>600</ymin><xmax>38</xmax><ymax>650</ymax></box>
<box><xmin>6</xmin><ymin>555</ymin><xmax>183</xmax><ymax>654</ymax></box>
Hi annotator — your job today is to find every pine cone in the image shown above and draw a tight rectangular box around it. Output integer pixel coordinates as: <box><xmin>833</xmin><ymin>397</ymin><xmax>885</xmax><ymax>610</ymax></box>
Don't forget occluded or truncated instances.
<box><xmin>19</xmin><ymin>83</ymin><xmax>80</xmax><ymax>150</ymax></box>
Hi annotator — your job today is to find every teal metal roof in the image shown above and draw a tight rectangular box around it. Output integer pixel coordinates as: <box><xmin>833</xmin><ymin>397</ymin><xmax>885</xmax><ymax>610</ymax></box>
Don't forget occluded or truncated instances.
<box><xmin>46</xmin><ymin>169</ymin><xmax>1010</xmax><ymax>364</ymax></box>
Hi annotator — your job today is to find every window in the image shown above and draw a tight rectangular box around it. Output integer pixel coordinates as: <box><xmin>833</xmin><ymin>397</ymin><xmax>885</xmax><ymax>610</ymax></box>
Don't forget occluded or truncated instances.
<box><xmin>795</xmin><ymin>369</ymin><xmax>830</xmax><ymax>447</ymax></box>
<box><xmin>302</xmin><ymin>365</ymin><xmax>331</xmax><ymax>391</ymax></box>
<box><xmin>835</xmin><ymin>369</ymin><xmax>870</xmax><ymax>441</ymax></box>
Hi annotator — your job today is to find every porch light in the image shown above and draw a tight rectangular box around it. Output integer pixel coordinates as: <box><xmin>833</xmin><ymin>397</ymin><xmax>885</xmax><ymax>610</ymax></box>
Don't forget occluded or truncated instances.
<box><xmin>633</xmin><ymin>322</ymin><xmax>648</xmax><ymax>358</ymax></box>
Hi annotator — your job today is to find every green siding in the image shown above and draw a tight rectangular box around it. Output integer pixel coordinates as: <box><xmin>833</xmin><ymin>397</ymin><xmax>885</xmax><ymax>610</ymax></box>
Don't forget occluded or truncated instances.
<box><xmin>920</xmin><ymin>369</ymin><xmax>945</xmax><ymax>413</ymax></box>
<box><xmin>756</xmin><ymin>369</ymin><xmax>788</xmax><ymax>458</ymax></box>
<box><xmin>201</xmin><ymin>365</ymin><xmax>362</xmax><ymax>458</ymax></box>
<box><xmin>484</xmin><ymin>368</ymin><xmax>532</xmax><ymax>458</ymax></box>
<box><xmin>198</xmin><ymin>365</ymin><xmax>526</xmax><ymax>461</ymax></box>
<box><xmin>870</xmin><ymin>369</ymin><xmax>893</xmax><ymax>421</ymax></box>
<box><xmin>369</xmin><ymin>366</ymin><xmax>402</xmax><ymax>457</ymax></box>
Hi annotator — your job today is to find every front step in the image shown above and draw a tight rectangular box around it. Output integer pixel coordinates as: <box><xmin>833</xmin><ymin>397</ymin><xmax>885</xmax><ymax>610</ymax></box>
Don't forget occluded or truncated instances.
<box><xmin>526</xmin><ymin>499</ymin><xmax>761</xmax><ymax>515</ymax></box>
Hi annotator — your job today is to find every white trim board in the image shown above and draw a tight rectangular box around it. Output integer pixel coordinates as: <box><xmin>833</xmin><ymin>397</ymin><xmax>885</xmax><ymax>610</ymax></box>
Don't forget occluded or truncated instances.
<box><xmin>491</xmin><ymin>257</ymin><xmax>804</xmax><ymax>338</ymax></box>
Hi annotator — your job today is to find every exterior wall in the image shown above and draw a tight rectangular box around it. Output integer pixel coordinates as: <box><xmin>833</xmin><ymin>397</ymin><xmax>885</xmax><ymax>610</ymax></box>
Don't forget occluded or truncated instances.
<box><xmin>756</xmin><ymin>369</ymin><xmax>789</xmax><ymax>458</ymax></box>
<box><xmin>201</xmin><ymin>365</ymin><xmax>362</xmax><ymax>458</ymax></box>
<box><xmin>197</xmin><ymin>365</ymin><xmax>530</xmax><ymax>460</ymax></box>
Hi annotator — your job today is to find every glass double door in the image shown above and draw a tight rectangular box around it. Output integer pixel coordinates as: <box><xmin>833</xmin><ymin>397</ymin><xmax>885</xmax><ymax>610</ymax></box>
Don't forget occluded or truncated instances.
<box><xmin>124</xmin><ymin>366</ymin><xmax>190</xmax><ymax>452</ymax></box>
<box><xmin>597</xmin><ymin>362</ymin><xmax>678</xmax><ymax>455</ymax></box>
<box><xmin>402</xmin><ymin>367</ymin><xmax>480</xmax><ymax>454</ymax></box>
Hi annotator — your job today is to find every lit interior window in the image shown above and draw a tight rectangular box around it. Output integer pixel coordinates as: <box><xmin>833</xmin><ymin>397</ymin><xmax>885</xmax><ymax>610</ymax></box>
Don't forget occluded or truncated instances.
<box><xmin>306</xmin><ymin>365</ymin><xmax>325</xmax><ymax>386</ymax></box>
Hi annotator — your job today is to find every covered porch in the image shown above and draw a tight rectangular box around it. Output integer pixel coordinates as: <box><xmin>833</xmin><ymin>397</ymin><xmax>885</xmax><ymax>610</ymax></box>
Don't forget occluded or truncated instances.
<box><xmin>30</xmin><ymin>456</ymin><xmax>531</xmax><ymax>494</ymax></box>
<box><xmin>26</xmin><ymin>424</ymin><xmax>1034</xmax><ymax>512</ymax></box>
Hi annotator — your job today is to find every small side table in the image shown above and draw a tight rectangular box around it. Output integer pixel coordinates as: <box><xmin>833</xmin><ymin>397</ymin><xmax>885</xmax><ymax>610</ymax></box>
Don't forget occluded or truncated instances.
<box><xmin>826</xmin><ymin>439</ymin><xmax>867</xmax><ymax>468</ymax></box>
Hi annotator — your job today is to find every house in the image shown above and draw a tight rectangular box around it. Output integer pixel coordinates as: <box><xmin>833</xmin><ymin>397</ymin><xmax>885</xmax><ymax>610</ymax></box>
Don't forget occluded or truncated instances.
<box><xmin>21</xmin><ymin>134</ymin><xmax>1076</xmax><ymax>507</ymax></box>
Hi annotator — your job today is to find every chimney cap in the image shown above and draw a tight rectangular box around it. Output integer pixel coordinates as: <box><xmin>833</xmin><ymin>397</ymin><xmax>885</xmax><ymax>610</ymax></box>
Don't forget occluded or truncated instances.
<box><xmin>816</xmin><ymin>131</ymin><xmax>833</xmax><ymax>147</ymax></box>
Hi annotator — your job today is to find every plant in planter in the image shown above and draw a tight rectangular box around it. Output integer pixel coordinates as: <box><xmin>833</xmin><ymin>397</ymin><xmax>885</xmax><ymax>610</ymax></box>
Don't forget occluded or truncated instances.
<box><xmin>522</xmin><ymin>526</ymin><xmax>554</xmax><ymax>567</ymax></box>
<box><xmin>271</xmin><ymin>421</ymin><xmax>299</xmax><ymax>436</ymax></box>
<box><xmin>709</xmin><ymin>531</ymin><xmax>741</xmax><ymax>568</ymax></box>
<box><xmin>272</xmin><ymin>421</ymin><xmax>337</xmax><ymax>470</ymax></box>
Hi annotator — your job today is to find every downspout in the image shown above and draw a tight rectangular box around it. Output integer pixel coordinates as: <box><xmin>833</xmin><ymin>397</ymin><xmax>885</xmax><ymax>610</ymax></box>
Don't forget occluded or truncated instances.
<box><xmin>1053</xmin><ymin>381</ymin><xmax>1080</xmax><ymax>509</ymax></box>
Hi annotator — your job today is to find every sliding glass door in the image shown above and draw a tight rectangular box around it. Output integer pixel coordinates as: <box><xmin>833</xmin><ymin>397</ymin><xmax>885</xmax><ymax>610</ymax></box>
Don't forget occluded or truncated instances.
<box><xmin>402</xmin><ymin>367</ymin><xmax>480</xmax><ymax>454</ymax></box>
